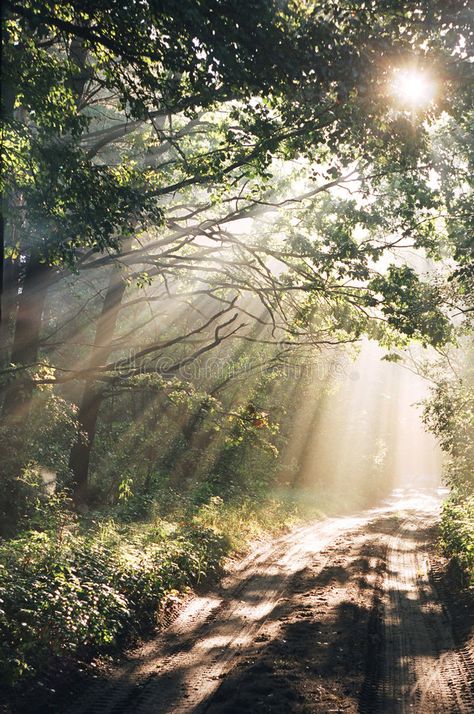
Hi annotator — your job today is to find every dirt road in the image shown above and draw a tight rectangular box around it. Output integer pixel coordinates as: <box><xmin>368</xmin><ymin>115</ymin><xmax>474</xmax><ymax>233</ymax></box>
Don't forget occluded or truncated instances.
<box><xmin>64</xmin><ymin>489</ymin><xmax>473</xmax><ymax>714</ymax></box>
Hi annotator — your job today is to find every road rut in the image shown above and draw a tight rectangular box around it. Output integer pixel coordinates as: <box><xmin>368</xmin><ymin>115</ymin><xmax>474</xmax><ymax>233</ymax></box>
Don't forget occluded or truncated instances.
<box><xmin>58</xmin><ymin>490</ymin><xmax>474</xmax><ymax>714</ymax></box>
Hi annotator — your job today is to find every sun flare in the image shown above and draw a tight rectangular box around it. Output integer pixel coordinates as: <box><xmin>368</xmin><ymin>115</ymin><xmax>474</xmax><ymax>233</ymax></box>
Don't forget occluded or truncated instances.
<box><xmin>390</xmin><ymin>68</ymin><xmax>437</xmax><ymax>109</ymax></box>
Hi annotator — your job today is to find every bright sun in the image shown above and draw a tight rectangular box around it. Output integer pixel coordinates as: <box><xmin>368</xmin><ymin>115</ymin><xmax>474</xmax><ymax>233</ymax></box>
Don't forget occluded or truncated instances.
<box><xmin>390</xmin><ymin>68</ymin><xmax>437</xmax><ymax>109</ymax></box>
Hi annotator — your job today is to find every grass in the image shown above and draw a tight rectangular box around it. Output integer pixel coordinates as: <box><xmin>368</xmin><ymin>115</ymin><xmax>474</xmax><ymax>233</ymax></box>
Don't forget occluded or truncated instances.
<box><xmin>0</xmin><ymin>480</ymin><xmax>380</xmax><ymax>692</ymax></box>
<box><xmin>0</xmin><ymin>491</ymin><xmax>306</xmax><ymax>689</ymax></box>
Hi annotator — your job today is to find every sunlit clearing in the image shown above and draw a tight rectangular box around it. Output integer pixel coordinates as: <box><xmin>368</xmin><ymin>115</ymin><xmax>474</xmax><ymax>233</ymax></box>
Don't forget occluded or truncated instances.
<box><xmin>280</xmin><ymin>341</ymin><xmax>442</xmax><ymax>509</ymax></box>
<box><xmin>390</xmin><ymin>68</ymin><xmax>437</xmax><ymax>109</ymax></box>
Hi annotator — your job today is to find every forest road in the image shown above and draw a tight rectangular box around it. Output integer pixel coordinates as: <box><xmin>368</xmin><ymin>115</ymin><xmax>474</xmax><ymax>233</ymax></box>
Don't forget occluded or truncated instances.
<box><xmin>67</xmin><ymin>489</ymin><xmax>474</xmax><ymax>714</ymax></box>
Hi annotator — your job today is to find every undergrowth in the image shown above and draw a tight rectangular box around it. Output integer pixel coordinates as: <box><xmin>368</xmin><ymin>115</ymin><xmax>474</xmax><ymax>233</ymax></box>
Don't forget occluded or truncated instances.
<box><xmin>440</xmin><ymin>490</ymin><xmax>474</xmax><ymax>586</ymax></box>
<box><xmin>0</xmin><ymin>492</ymin><xmax>302</xmax><ymax>689</ymax></box>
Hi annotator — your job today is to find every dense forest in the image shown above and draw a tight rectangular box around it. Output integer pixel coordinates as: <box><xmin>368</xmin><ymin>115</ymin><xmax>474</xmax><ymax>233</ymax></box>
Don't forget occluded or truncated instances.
<box><xmin>1</xmin><ymin>1</ymin><xmax>473</xmax><ymax>710</ymax></box>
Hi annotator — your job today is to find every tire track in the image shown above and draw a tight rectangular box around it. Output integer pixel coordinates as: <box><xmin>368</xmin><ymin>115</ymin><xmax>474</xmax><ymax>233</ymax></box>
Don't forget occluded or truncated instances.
<box><xmin>368</xmin><ymin>501</ymin><xmax>474</xmax><ymax>713</ymax></box>
<box><xmin>66</xmin><ymin>514</ymin><xmax>369</xmax><ymax>714</ymax></box>
<box><xmin>64</xmin><ymin>491</ymin><xmax>474</xmax><ymax>714</ymax></box>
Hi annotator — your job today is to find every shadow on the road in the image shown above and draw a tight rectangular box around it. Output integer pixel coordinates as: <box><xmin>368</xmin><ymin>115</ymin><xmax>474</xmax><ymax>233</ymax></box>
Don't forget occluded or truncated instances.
<box><xmin>10</xmin><ymin>513</ymin><xmax>474</xmax><ymax>714</ymax></box>
<box><xmin>205</xmin><ymin>516</ymin><xmax>473</xmax><ymax>714</ymax></box>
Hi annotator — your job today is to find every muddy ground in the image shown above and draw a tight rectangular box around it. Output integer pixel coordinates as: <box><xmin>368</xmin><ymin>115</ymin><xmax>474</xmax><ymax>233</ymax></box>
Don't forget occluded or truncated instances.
<box><xmin>4</xmin><ymin>490</ymin><xmax>474</xmax><ymax>713</ymax></box>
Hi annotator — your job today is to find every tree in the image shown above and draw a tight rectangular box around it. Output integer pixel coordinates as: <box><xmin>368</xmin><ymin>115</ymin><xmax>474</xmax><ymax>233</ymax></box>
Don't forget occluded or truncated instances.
<box><xmin>2</xmin><ymin>0</ymin><xmax>473</xmax><ymax>505</ymax></box>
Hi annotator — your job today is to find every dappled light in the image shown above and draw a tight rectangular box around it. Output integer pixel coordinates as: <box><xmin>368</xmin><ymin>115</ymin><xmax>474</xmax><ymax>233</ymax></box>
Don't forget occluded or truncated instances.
<box><xmin>1</xmin><ymin>2</ymin><xmax>473</xmax><ymax>712</ymax></box>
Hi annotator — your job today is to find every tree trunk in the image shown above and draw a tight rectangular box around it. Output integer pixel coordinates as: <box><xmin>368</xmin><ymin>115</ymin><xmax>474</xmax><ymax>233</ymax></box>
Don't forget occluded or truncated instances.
<box><xmin>0</xmin><ymin>214</ymin><xmax>4</xmax><ymax>331</ymax></box>
<box><xmin>0</xmin><ymin>256</ymin><xmax>20</xmax><ymax>365</ymax></box>
<box><xmin>1</xmin><ymin>258</ymin><xmax>52</xmax><ymax>420</ymax></box>
<box><xmin>68</xmin><ymin>385</ymin><xmax>104</xmax><ymax>505</ymax></box>
<box><xmin>69</xmin><ymin>251</ymin><xmax>129</xmax><ymax>505</ymax></box>
<box><xmin>0</xmin><ymin>4</ymin><xmax>17</xmax><ymax>356</ymax></box>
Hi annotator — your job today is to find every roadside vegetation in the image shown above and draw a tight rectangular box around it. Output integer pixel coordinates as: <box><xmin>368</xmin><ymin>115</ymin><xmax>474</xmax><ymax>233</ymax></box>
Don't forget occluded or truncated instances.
<box><xmin>0</xmin><ymin>488</ymin><xmax>305</xmax><ymax>686</ymax></box>
<box><xmin>425</xmin><ymin>371</ymin><xmax>474</xmax><ymax>584</ymax></box>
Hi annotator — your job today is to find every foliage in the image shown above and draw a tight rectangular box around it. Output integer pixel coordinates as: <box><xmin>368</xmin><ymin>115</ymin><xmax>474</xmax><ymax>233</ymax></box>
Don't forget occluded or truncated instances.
<box><xmin>424</xmin><ymin>377</ymin><xmax>474</xmax><ymax>489</ymax></box>
<box><xmin>0</xmin><ymin>390</ymin><xmax>79</xmax><ymax>535</ymax></box>
<box><xmin>439</xmin><ymin>491</ymin><xmax>474</xmax><ymax>585</ymax></box>
<box><xmin>0</xmin><ymin>528</ymin><xmax>130</xmax><ymax>685</ymax></box>
<box><xmin>3</xmin><ymin>0</ymin><xmax>472</xmax><ymax>508</ymax></box>
<box><xmin>1</xmin><ymin>1</ymin><xmax>474</xmax><ymax>696</ymax></box>
<box><xmin>0</xmin><ymin>491</ymin><xmax>298</xmax><ymax>688</ymax></box>
<box><xmin>367</xmin><ymin>265</ymin><xmax>452</xmax><ymax>347</ymax></box>
<box><xmin>423</xmin><ymin>355</ymin><xmax>474</xmax><ymax>580</ymax></box>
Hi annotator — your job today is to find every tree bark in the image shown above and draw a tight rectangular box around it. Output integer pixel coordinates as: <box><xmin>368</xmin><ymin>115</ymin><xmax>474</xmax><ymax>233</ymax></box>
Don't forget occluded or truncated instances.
<box><xmin>1</xmin><ymin>258</ymin><xmax>52</xmax><ymax>420</ymax></box>
<box><xmin>1</xmin><ymin>3</ymin><xmax>16</xmax><ymax>354</ymax></box>
<box><xmin>69</xmin><ymin>251</ymin><xmax>129</xmax><ymax>505</ymax></box>
<box><xmin>0</xmin><ymin>255</ymin><xmax>20</xmax><ymax>365</ymax></box>
<box><xmin>0</xmin><ymin>215</ymin><xmax>4</xmax><ymax>331</ymax></box>
<box><xmin>1</xmin><ymin>34</ymin><xmax>88</xmax><ymax>418</ymax></box>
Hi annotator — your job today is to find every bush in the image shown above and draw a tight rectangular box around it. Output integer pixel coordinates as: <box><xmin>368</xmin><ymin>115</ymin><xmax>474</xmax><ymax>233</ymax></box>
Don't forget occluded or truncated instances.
<box><xmin>0</xmin><ymin>531</ymin><xmax>128</xmax><ymax>684</ymax></box>
<box><xmin>0</xmin><ymin>390</ymin><xmax>79</xmax><ymax>536</ymax></box>
<box><xmin>439</xmin><ymin>491</ymin><xmax>474</xmax><ymax>584</ymax></box>
<box><xmin>0</xmin><ymin>480</ymin><xmax>304</xmax><ymax>691</ymax></box>
<box><xmin>0</xmin><ymin>513</ymin><xmax>228</xmax><ymax>687</ymax></box>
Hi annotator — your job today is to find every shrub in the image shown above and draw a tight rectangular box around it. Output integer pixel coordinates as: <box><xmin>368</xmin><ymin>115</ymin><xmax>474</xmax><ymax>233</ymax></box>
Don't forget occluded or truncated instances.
<box><xmin>0</xmin><ymin>481</ymin><xmax>303</xmax><ymax>691</ymax></box>
<box><xmin>0</xmin><ymin>531</ymin><xmax>129</xmax><ymax>684</ymax></box>
<box><xmin>439</xmin><ymin>491</ymin><xmax>474</xmax><ymax>584</ymax></box>
<box><xmin>0</xmin><ymin>509</ymin><xmax>229</xmax><ymax>687</ymax></box>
